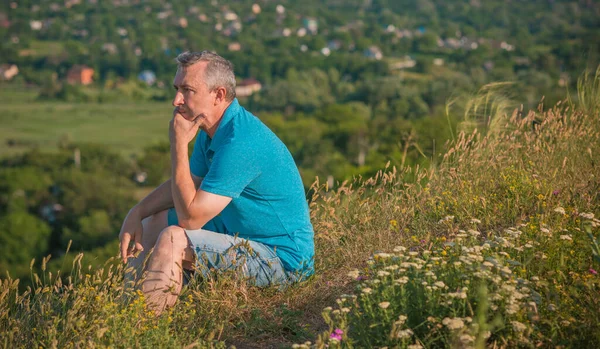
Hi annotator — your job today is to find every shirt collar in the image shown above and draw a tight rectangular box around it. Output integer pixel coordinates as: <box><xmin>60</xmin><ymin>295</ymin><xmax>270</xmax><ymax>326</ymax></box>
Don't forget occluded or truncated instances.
<box><xmin>209</xmin><ymin>98</ymin><xmax>240</xmax><ymax>151</ymax></box>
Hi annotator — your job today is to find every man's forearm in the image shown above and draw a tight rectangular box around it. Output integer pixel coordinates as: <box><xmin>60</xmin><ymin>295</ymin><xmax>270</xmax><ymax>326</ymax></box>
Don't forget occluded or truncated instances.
<box><xmin>171</xmin><ymin>142</ymin><xmax>197</xmax><ymax>222</ymax></box>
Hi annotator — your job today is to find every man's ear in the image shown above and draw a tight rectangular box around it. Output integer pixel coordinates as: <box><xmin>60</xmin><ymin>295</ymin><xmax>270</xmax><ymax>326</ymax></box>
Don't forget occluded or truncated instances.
<box><xmin>214</xmin><ymin>86</ymin><xmax>227</xmax><ymax>105</ymax></box>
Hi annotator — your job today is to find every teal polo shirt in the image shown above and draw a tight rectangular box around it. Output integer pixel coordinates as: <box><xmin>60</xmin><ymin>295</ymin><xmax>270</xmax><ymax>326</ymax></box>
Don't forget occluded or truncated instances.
<box><xmin>188</xmin><ymin>99</ymin><xmax>314</xmax><ymax>276</ymax></box>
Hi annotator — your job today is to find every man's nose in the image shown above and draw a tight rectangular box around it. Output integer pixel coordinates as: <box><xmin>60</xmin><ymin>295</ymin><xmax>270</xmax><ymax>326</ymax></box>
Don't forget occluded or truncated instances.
<box><xmin>172</xmin><ymin>91</ymin><xmax>184</xmax><ymax>107</ymax></box>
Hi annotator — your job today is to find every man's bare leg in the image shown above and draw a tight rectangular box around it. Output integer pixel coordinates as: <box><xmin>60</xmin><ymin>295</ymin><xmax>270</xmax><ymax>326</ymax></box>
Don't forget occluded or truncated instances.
<box><xmin>125</xmin><ymin>209</ymin><xmax>169</xmax><ymax>285</ymax></box>
<box><xmin>141</xmin><ymin>225</ymin><xmax>195</xmax><ymax>313</ymax></box>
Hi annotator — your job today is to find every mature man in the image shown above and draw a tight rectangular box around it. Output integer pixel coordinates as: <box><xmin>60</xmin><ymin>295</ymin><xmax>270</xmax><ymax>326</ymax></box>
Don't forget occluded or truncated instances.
<box><xmin>119</xmin><ymin>51</ymin><xmax>314</xmax><ymax>312</ymax></box>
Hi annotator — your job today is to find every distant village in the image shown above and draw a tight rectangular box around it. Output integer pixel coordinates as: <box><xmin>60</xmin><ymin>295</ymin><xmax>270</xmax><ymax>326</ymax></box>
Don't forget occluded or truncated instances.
<box><xmin>0</xmin><ymin>0</ymin><xmax>530</xmax><ymax>96</ymax></box>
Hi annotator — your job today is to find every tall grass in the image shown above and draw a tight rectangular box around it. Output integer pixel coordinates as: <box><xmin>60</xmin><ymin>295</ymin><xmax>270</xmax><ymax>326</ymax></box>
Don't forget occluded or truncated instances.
<box><xmin>577</xmin><ymin>65</ymin><xmax>600</xmax><ymax>116</ymax></box>
<box><xmin>1</xmin><ymin>67</ymin><xmax>600</xmax><ymax>348</ymax></box>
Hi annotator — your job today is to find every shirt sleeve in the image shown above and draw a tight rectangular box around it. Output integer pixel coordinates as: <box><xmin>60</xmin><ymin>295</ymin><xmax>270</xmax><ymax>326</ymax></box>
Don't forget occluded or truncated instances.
<box><xmin>189</xmin><ymin>134</ymin><xmax>208</xmax><ymax>178</ymax></box>
<box><xmin>200</xmin><ymin>142</ymin><xmax>261</xmax><ymax>198</ymax></box>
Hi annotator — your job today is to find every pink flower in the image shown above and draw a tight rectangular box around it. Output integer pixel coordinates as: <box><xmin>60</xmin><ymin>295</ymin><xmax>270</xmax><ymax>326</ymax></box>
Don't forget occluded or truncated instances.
<box><xmin>330</xmin><ymin>328</ymin><xmax>343</xmax><ymax>341</ymax></box>
<box><xmin>553</xmin><ymin>190</ymin><xmax>560</xmax><ymax>196</ymax></box>
<box><xmin>589</xmin><ymin>268</ymin><xmax>598</xmax><ymax>275</ymax></box>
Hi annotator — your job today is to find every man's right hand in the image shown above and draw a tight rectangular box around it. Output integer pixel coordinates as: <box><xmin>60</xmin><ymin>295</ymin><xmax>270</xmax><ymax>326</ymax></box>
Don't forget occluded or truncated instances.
<box><xmin>119</xmin><ymin>207</ymin><xmax>144</xmax><ymax>264</ymax></box>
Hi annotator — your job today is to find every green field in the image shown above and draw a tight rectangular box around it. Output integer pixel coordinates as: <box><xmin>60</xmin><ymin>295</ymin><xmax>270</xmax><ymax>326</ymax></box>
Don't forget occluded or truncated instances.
<box><xmin>0</xmin><ymin>85</ymin><xmax>172</xmax><ymax>158</ymax></box>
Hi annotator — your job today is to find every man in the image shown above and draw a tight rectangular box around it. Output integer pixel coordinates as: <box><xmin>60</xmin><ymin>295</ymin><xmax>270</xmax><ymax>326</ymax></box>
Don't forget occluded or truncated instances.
<box><xmin>118</xmin><ymin>51</ymin><xmax>314</xmax><ymax>312</ymax></box>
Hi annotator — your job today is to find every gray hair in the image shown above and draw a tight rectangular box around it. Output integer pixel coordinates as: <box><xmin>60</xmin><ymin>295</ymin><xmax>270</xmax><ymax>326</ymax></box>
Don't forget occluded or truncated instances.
<box><xmin>175</xmin><ymin>51</ymin><xmax>236</xmax><ymax>101</ymax></box>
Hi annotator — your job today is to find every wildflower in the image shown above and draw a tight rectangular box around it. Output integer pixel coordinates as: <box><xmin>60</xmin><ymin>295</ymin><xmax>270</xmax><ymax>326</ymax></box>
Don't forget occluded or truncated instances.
<box><xmin>434</xmin><ymin>281</ymin><xmax>446</xmax><ymax>288</ymax></box>
<box><xmin>590</xmin><ymin>268</ymin><xmax>598</xmax><ymax>275</ymax></box>
<box><xmin>390</xmin><ymin>219</ymin><xmax>398</xmax><ymax>228</ymax></box>
<box><xmin>395</xmin><ymin>276</ymin><xmax>409</xmax><ymax>285</ymax></box>
<box><xmin>554</xmin><ymin>207</ymin><xmax>566</xmax><ymax>215</ymax></box>
<box><xmin>407</xmin><ymin>345</ymin><xmax>423</xmax><ymax>349</ymax></box>
<box><xmin>442</xmin><ymin>317</ymin><xmax>465</xmax><ymax>330</ymax></box>
<box><xmin>438</xmin><ymin>215</ymin><xmax>454</xmax><ymax>224</ymax></box>
<box><xmin>393</xmin><ymin>329</ymin><xmax>414</xmax><ymax>339</ymax></box>
<box><xmin>460</xmin><ymin>334</ymin><xmax>475</xmax><ymax>343</ymax></box>
<box><xmin>394</xmin><ymin>246</ymin><xmax>407</xmax><ymax>253</ymax></box>
<box><xmin>341</xmin><ymin>307</ymin><xmax>351</xmax><ymax>313</ymax></box>
<box><xmin>580</xmin><ymin>212</ymin><xmax>595</xmax><ymax>219</ymax></box>
<box><xmin>560</xmin><ymin>235</ymin><xmax>573</xmax><ymax>241</ymax></box>
<box><xmin>553</xmin><ymin>189</ymin><xmax>560</xmax><ymax>195</ymax></box>
<box><xmin>511</xmin><ymin>321</ymin><xmax>527</xmax><ymax>332</ymax></box>
<box><xmin>347</xmin><ymin>269</ymin><xmax>360</xmax><ymax>279</ymax></box>
<box><xmin>330</xmin><ymin>328</ymin><xmax>343</xmax><ymax>341</ymax></box>
<box><xmin>447</xmin><ymin>291</ymin><xmax>467</xmax><ymax>299</ymax></box>
<box><xmin>379</xmin><ymin>302</ymin><xmax>391</xmax><ymax>309</ymax></box>
<box><xmin>470</xmin><ymin>218</ymin><xmax>481</xmax><ymax>224</ymax></box>
<box><xmin>377</xmin><ymin>270</ymin><xmax>391</xmax><ymax>277</ymax></box>
<box><xmin>374</xmin><ymin>252</ymin><xmax>393</xmax><ymax>259</ymax></box>
<box><xmin>468</xmin><ymin>229</ymin><xmax>481</xmax><ymax>237</ymax></box>
<box><xmin>361</xmin><ymin>288</ymin><xmax>372</xmax><ymax>294</ymax></box>
<box><xmin>409</xmin><ymin>251</ymin><xmax>419</xmax><ymax>256</ymax></box>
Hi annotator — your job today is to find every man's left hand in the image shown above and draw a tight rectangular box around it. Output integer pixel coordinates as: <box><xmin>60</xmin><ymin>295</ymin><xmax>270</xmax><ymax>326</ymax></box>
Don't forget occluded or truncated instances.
<box><xmin>169</xmin><ymin>109</ymin><xmax>201</xmax><ymax>146</ymax></box>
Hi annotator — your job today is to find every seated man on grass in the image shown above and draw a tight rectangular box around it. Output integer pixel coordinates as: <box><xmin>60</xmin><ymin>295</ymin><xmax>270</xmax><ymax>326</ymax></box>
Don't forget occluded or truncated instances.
<box><xmin>118</xmin><ymin>51</ymin><xmax>314</xmax><ymax>312</ymax></box>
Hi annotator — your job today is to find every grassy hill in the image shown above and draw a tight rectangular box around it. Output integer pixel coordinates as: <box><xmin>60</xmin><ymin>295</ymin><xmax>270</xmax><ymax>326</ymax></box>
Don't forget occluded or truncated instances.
<box><xmin>1</xmin><ymin>69</ymin><xmax>599</xmax><ymax>348</ymax></box>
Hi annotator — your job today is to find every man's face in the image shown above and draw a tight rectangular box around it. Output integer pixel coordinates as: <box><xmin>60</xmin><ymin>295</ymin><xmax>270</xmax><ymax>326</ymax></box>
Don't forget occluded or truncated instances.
<box><xmin>172</xmin><ymin>62</ymin><xmax>215</xmax><ymax>129</ymax></box>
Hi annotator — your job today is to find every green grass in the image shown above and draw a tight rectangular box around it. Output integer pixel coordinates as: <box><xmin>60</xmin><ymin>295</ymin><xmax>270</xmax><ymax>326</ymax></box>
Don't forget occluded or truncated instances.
<box><xmin>0</xmin><ymin>86</ymin><xmax>172</xmax><ymax>158</ymax></box>
<box><xmin>1</xmin><ymin>68</ymin><xmax>600</xmax><ymax>348</ymax></box>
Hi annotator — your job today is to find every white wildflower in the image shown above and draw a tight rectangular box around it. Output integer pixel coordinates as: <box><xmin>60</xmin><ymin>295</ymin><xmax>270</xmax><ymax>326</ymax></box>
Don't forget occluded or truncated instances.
<box><xmin>554</xmin><ymin>207</ymin><xmax>566</xmax><ymax>215</ymax></box>
<box><xmin>470</xmin><ymin>218</ymin><xmax>481</xmax><ymax>224</ymax></box>
<box><xmin>347</xmin><ymin>269</ymin><xmax>360</xmax><ymax>279</ymax></box>
<box><xmin>442</xmin><ymin>317</ymin><xmax>465</xmax><ymax>330</ymax></box>
<box><xmin>378</xmin><ymin>270</ymin><xmax>391</xmax><ymax>277</ymax></box>
<box><xmin>438</xmin><ymin>215</ymin><xmax>455</xmax><ymax>224</ymax></box>
<box><xmin>362</xmin><ymin>287</ymin><xmax>372</xmax><ymax>294</ymax></box>
<box><xmin>395</xmin><ymin>276</ymin><xmax>409</xmax><ymax>285</ymax></box>
<box><xmin>434</xmin><ymin>281</ymin><xmax>446</xmax><ymax>288</ymax></box>
<box><xmin>580</xmin><ymin>212</ymin><xmax>595</xmax><ymax>220</ymax></box>
<box><xmin>460</xmin><ymin>334</ymin><xmax>475</xmax><ymax>343</ymax></box>
<box><xmin>379</xmin><ymin>301</ymin><xmax>390</xmax><ymax>309</ymax></box>
<box><xmin>468</xmin><ymin>229</ymin><xmax>481</xmax><ymax>237</ymax></box>
<box><xmin>393</xmin><ymin>329</ymin><xmax>414</xmax><ymax>339</ymax></box>
<box><xmin>394</xmin><ymin>246</ymin><xmax>407</xmax><ymax>253</ymax></box>
<box><xmin>560</xmin><ymin>235</ymin><xmax>573</xmax><ymax>241</ymax></box>
<box><xmin>511</xmin><ymin>321</ymin><xmax>527</xmax><ymax>332</ymax></box>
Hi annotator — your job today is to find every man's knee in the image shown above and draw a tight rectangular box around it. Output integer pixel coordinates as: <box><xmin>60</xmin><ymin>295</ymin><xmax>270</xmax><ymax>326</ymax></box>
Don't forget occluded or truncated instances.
<box><xmin>155</xmin><ymin>225</ymin><xmax>189</xmax><ymax>254</ymax></box>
